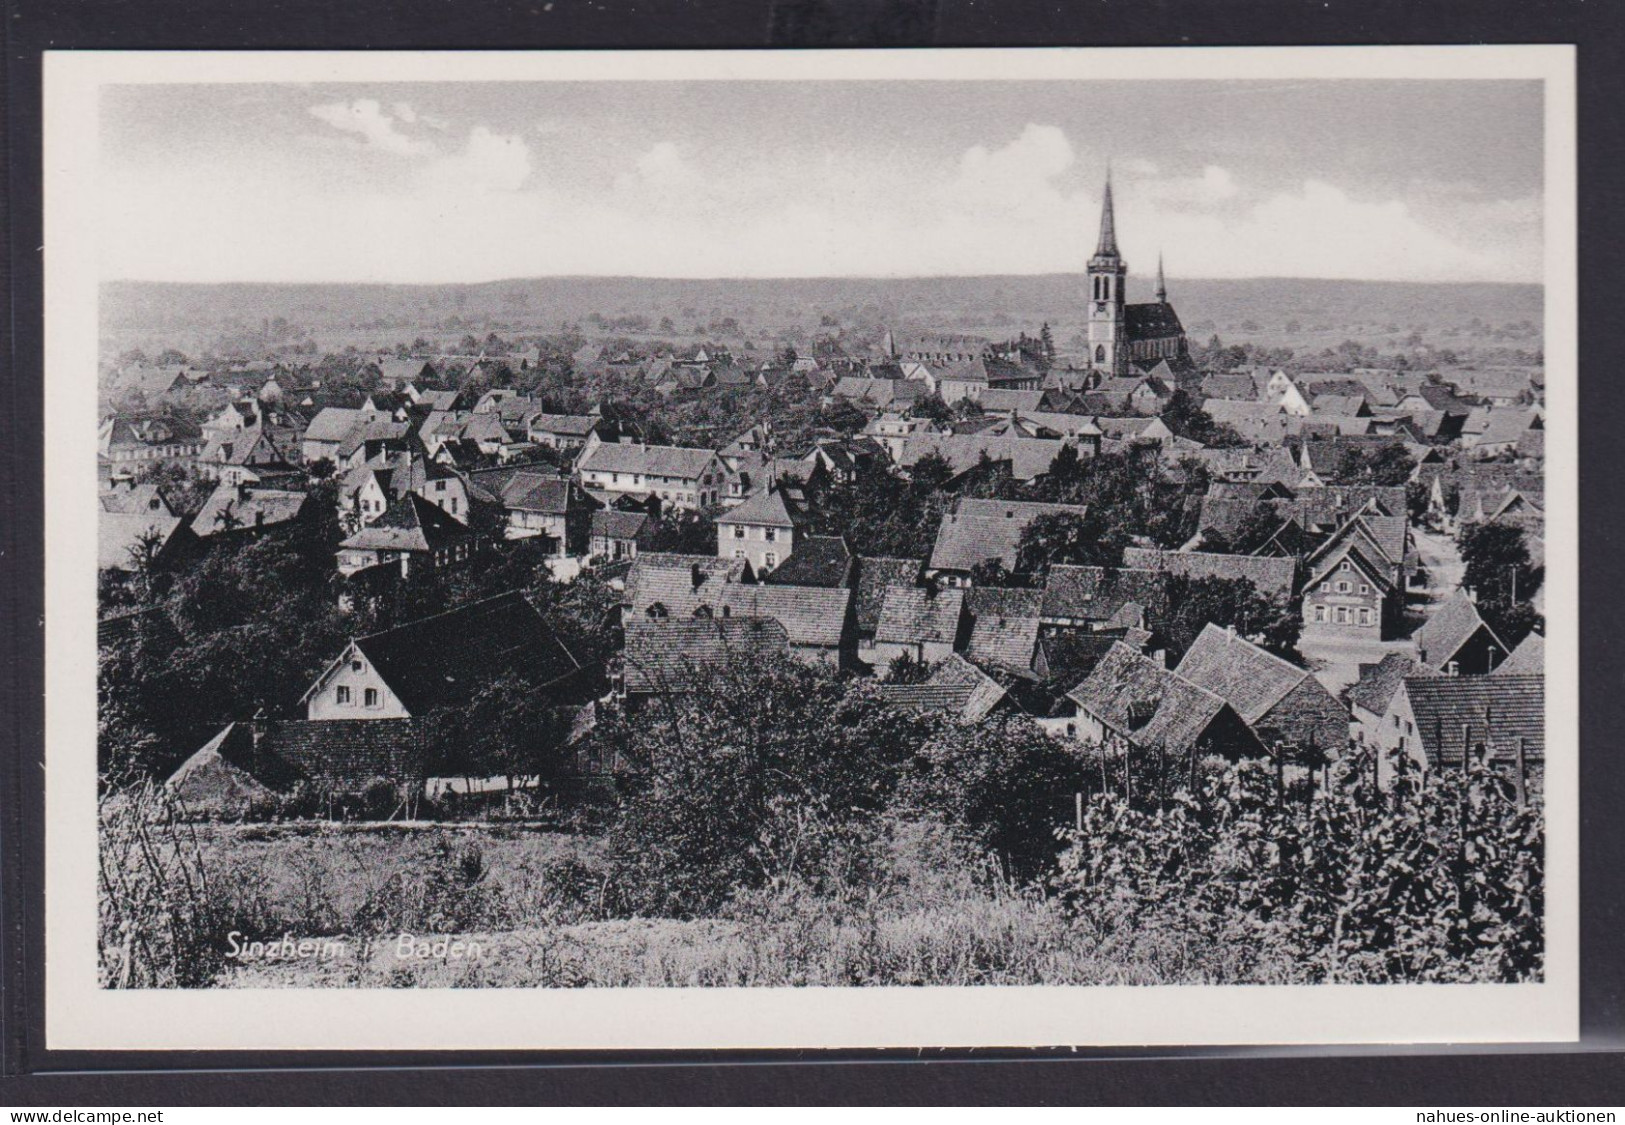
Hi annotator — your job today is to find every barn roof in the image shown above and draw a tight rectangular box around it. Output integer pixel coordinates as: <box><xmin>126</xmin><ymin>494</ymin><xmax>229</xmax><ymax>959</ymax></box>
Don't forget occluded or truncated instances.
<box><xmin>1403</xmin><ymin>674</ymin><xmax>1544</xmax><ymax>767</ymax></box>
<box><xmin>621</xmin><ymin>617</ymin><xmax>790</xmax><ymax>693</ymax></box>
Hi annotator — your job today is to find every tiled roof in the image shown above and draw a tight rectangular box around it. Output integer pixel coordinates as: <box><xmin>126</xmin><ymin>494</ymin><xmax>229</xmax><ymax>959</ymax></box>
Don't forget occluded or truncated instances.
<box><xmin>99</xmin><ymin>483</ymin><xmax>173</xmax><ymax>516</ymax></box>
<box><xmin>1120</xmin><ymin>547</ymin><xmax>1297</xmax><ymax>603</ymax></box>
<box><xmin>1174</xmin><ymin>623</ymin><xmax>1312</xmax><ymax>724</ymax></box>
<box><xmin>190</xmin><ymin>485</ymin><xmax>309</xmax><ymax>538</ymax></box>
<box><xmin>1494</xmin><ymin>631</ymin><xmax>1545</xmax><ymax>675</ymax></box>
<box><xmin>718</xmin><ymin>583</ymin><xmax>852</xmax><ymax>648</ymax></box>
<box><xmin>929</xmin><ymin>498</ymin><xmax>1088</xmax><ymax>573</ymax></box>
<box><xmin>1348</xmin><ymin>652</ymin><xmax>1433</xmax><ymax>716</ymax></box>
<box><xmin>528</xmin><ymin>412</ymin><xmax>599</xmax><ymax>437</ymax></box>
<box><xmin>99</xmin><ymin>510</ymin><xmax>186</xmax><ymax>570</ymax></box>
<box><xmin>622</xmin><ymin>617</ymin><xmax>790</xmax><ymax>693</ymax></box>
<box><xmin>498</xmin><ymin>472</ymin><xmax>574</xmax><ymax>515</ymax></box>
<box><xmin>578</xmin><ymin>442</ymin><xmax>717</xmax><ymax>480</ymax></box>
<box><xmin>874</xmin><ymin>585</ymin><xmax>966</xmax><ymax>646</ymax></box>
<box><xmin>1066</xmin><ymin>643</ymin><xmax>1229</xmax><ymax>756</ymax></box>
<box><xmin>1040</xmin><ymin>564</ymin><xmax>1168</xmax><ymax>622</ymax></box>
<box><xmin>625</xmin><ymin>553</ymin><xmax>751</xmax><ymax>619</ymax></box>
<box><xmin>1200</xmin><ymin>373</ymin><xmax>1261</xmax><ymax>401</ymax></box>
<box><xmin>715</xmin><ymin>486</ymin><xmax>802</xmax><ymax>528</ymax></box>
<box><xmin>897</xmin><ymin>434</ymin><xmax>1068</xmax><ymax>482</ymax></box>
<box><xmin>964</xmin><ymin>587</ymin><xmax>1044</xmax><ymax>674</ymax></box>
<box><xmin>1124</xmin><ymin>302</ymin><xmax>1184</xmax><ymax>339</ymax></box>
<box><xmin>879</xmin><ymin>654</ymin><xmax>1009</xmax><ymax>723</ymax></box>
<box><xmin>763</xmin><ymin>535</ymin><xmax>854</xmax><ymax>589</ymax></box>
<box><xmin>1404</xmin><ymin>674</ymin><xmax>1544</xmax><ymax>767</ymax></box>
<box><xmin>1414</xmin><ymin>590</ymin><xmax>1504</xmax><ymax>671</ymax></box>
<box><xmin>304</xmin><ymin>407</ymin><xmax>367</xmax><ymax>443</ymax></box>
<box><xmin>854</xmin><ymin>557</ymin><xmax>924</xmax><ymax>633</ymax></box>
<box><xmin>343</xmin><ymin>591</ymin><xmax>581</xmax><ymax>714</ymax></box>
<box><xmin>976</xmin><ymin>389</ymin><xmax>1046</xmax><ymax>413</ymax></box>
<box><xmin>590</xmin><ymin>509</ymin><xmax>651</xmax><ymax>540</ymax></box>
<box><xmin>340</xmin><ymin>492</ymin><xmax>470</xmax><ymax>554</ymax></box>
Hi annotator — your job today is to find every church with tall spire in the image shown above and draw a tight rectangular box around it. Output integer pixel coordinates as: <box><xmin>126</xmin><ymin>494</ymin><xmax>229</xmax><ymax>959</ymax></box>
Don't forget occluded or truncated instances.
<box><xmin>1085</xmin><ymin>171</ymin><xmax>1191</xmax><ymax>379</ymax></box>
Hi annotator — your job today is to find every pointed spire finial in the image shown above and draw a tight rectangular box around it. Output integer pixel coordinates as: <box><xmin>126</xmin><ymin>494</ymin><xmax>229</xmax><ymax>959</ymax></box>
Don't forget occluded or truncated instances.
<box><xmin>1156</xmin><ymin>252</ymin><xmax>1167</xmax><ymax>303</ymax></box>
<box><xmin>1095</xmin><ymin>166</ymin><xmax>1119</xmax><ymax>258</ymax></box>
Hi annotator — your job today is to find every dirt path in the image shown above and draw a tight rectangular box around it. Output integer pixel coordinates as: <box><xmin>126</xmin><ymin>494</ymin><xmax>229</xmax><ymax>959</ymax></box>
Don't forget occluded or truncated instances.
<box><xmin>1411</xmin><ymin>525</ymin><xmax>1465</xmax><ymax>604</ymax></box>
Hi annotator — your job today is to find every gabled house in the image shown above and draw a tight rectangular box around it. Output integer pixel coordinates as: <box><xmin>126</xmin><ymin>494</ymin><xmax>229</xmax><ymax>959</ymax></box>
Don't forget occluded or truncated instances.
<box><xmin>589</xmin><ymin>509</ymin><xmax>655</xmax><ymax>562</ymax></box>
<box><xmin>625</xmin><ymin>552</ymin><xmax>755</xmax><ymax>621</ymax></box>
<box><xmin>1119</xmin><ymin>547</ymin><xmax>1298</xmax><ymax>608</ymax></box>
<box><xmin>1371</xmin><ymin>673</ymin><xmax>1543</xmax><ymax>789</ymax></box>
<box><xmin>620</xmin><ymin>617</ymin><xmax>791</xmax><ymax>700</ymax></box>
<box><xmin>716</xmin><ymin>583</ymin><xmax>856</xmax><ymax>667</ymax></box>
<box><xmin>1347</xmin><ymin>652</ymin><xmax>1435</xmax><ymax>747</ymax></box>
<box><xmin>1413</xmin><ymin>589</ymin><xmax>1508</xmax><ymax>675</ymax></box>
<box><xmin>577</xmin><ymin>442</ymin><xmax>724</xmax><ymax>510</ymax></box>
<box><xmin>302</xmin><ymin>591</ymin><xmax>589</xmax><ymax>720</ymax></box>
<box><xmin>1067</xmin><ymin>642</ymin><xmax>1266</xmax><ymax>763</ymax></box>
<box><xmin>714</xmin><ymin>485</ymin><xmax>806</xmax><ymax>574</ymax></box>
<box><xmin>190</xmin><ymin>483</ymin><xmax>310</xmax><ymax>541</ymax></box>
<box><xmin>1174</xmin><ymin>624</ymin><xmax>1349</xmax><ymax>762</ymax></box>
<box><xmin>870</xmin><ymin>585</ymin><xmax>968</xmax><ymax>667</ymax></box>
<box><xmin>927</xmin><ymin>498</ymin><xmax>1090</xmax><ymax>586</ymax></box>
<box><xmin>479</xmin><ymin>471</ymin><xmax>595</xmax><ymax>555</ymax></box>
<box><xmin>853</xmin><ymin>556</ymin><xmax>925</xmax><ymax>652</ymax></box>
<box><xmin>963</xmin><ymin>587</ymin><xmax>1047</xmax><ymax>678</ymax></box>
<box><xmin>878</xmin><ymin>654</ymin><xmax>1012</xmax><ymax>725</ymax></box>
<box><xmin>336</xmin><ymin>493</ymin><xmax>478</xmax><ymax>578</ymax></box>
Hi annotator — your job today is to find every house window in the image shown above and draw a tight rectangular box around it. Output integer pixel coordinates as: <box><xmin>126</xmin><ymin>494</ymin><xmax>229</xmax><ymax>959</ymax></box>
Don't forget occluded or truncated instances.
<box><xmin>1359</xmin><ymin>608</ymin><xmax>1372</xmax><ymax>625</ymax></box>
<box><xmin>351</xmin><ymin>659</ymin><xmax>363</xmax><ymax>672</ymax></box>
<box><xmin>336</xmin><ymin>686</ymin><xmax>352</xmax><ymax>705</ymax></box>
<box><xmin>364</xmin><ymin>688</ymin><xmax>379</xmax><ymax>708</ymax></box>
<box><xmin>1340</xmin><ymin>560</ymin><xmax>1350</xmax><ymax>571</ymax></box>
<box><xmin>764</xmin><ymin>551</ymin><xmax>777</xmax><ymax>569</ymax></box>
<box><xmin>1336</xmin><ymin>607</ymin><xmax>1348</xmax><ymax>624</ymax></box>
<box><xmin>765</xmin><ymin>528</ymin><xmax>777</xmax><ymax>542</ymax></box>
<box><xmin>732</xmin><ymin>526</ymin><xmax>745</xmax><ymax>539</ymax></box>
<box><xmin>1360</xmin><ymin>583</ymin><xmax>1370</xmax><ymax>595</ymax></box>
<box><xmin>1314</xmin><ymin>605</ymin><xmax>1326</xmax><ymax>622</ymax></box>
<box><xmin>1337</xmin><ymin>581</ymin><xmax>1350</xmax><ymax>593</ymax></box>
<box><xmin>733</xmin><ymin>549</ymin><xmax>745</xmax><ymax>560</ymax></box>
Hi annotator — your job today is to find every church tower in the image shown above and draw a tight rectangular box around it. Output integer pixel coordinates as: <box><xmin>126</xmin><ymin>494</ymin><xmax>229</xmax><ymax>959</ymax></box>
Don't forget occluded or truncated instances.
<box><xmin>1087</xmin><ymin>172</ymin><xmax>1129</xmax><ymax>377</ymax></box>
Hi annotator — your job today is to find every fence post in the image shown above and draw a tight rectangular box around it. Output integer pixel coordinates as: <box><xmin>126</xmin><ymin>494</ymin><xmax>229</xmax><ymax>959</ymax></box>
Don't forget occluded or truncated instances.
<box><xmin>1462</xmin><ymin>722</ymin><xmax>1472</xmax><ymax>775</ymax></box>
<box><xmin>1514</xmin><ymin>735</ymin><xmax>1528</xmax><ymax>809</ymax></box>
<box><xmin>1075</xmin><ymin>791</ymin><xmax>1083</xmax><ymax>833</ymax></box>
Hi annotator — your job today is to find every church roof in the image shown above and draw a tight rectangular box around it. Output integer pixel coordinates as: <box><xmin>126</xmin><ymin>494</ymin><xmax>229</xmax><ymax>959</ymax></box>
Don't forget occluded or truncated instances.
<box><xmin>1125</xmin><ymin>302</ymin><xmax>1184</xmax><ymax>340</ymax></box>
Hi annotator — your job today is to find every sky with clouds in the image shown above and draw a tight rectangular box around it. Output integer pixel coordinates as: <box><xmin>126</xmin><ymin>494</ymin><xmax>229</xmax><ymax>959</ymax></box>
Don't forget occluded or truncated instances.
<box><xmin>98</xmin><ymin>79</ymin><xmax>1543</xmax><ymax>284</ymax></box>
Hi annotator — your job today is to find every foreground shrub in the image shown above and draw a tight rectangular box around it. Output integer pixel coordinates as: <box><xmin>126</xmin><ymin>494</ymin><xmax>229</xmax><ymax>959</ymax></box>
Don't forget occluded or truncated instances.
<box><xmin>1052</xmin><ymin>753</ymin><xmax>1544</xmax><ymax>983</ymax></box>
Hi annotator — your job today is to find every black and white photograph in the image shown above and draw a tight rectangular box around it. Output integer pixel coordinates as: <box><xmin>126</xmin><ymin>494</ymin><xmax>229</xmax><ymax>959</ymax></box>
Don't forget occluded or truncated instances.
<box><xmin>44</xmin><ymin>46</ymin><xmax>1577</xmax><ymax>1050</ymax></box>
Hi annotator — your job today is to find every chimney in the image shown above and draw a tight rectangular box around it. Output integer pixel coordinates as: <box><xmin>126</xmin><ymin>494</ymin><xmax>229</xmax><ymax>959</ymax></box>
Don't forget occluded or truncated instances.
<box><xmin>691</xmin><ymin>562</ymin><xmax>704</xmax><ymax>590</ymax></box>
<box><xmin>1152</xmin><ymin>648</ymin><xmax>1168</xmax><ymax>668</ymax></box>
<box><xmin>1465</xmin><ymin>587</ymin><xmax>1478</xmax><ymax>604</ymax></box>
<box><xmin>1447</xmin><ymin>660</ymin><xmax>1460</xmax><ymax>677</ymax></box>
<box><xmin>1225</xmin><ymin>624</ymin><xmax>1235</xmax><ymax>645</ymax></box>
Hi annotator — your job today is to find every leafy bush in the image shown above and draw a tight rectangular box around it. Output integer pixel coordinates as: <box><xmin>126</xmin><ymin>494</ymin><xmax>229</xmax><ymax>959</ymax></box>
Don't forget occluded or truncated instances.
<box><xmin>1052</xmin><ymin>753</ymin><xmax>1543</xmax><ymax>983</ymax></box>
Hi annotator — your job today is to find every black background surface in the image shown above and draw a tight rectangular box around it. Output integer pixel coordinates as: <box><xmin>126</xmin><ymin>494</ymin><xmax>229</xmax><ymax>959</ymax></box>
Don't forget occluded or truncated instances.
<box><xmin>3</xmin><ymin>0</ymin><xmax>1622</xmax><ymax>1106</ymax></box>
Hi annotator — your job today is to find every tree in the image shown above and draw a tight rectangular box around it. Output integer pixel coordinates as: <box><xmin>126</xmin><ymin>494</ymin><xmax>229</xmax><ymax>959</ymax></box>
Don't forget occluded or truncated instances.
<box><xmin>592</xmin><ymin>660</ymin><xmax>932</xmax><ymax>916</ymax></box>
<box><xmin>1039</xmin><ymin>322</ymin><xmax>1056</xmax><ymax>365</ymax></box>
<box><xmin>1459</xmin><ymin>522</ymin><xmax>1541</xmax><ymax>644</ymax></box>
<box><xmin>898</xmin><ymin>714</ymin><xmax>1093</xmax><ymax>883</ymax></box>
<box><xmin>1014</xmin><ymin>509</ymin><xmax>1126</xmax><ymax>579</ymax></box>
<box><xmin>908</xmin><ymin>451</ymin><xmax>955</xmax><ymax>495</ymax></box>
<box><xmin>1342</xmin><ymin>443</ymin><xmax>1416</xmax><ymax>487</ymax></box>
<box><xmin>1157</xmin><ymin>574</ymin><xmax>1301</xmax><ymax>664</ymax></box>
<box><xmin>1162</xmin><ymin>389</ymin><xmax>1248</xmax><ymax>448</ymax></box>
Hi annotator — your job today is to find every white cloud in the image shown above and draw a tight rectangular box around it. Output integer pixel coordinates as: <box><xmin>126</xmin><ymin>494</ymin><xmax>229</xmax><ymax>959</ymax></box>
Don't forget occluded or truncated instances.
<box><xmin>425</xmin><ymin>126</ymin><xmax>533</xmax><ymax>193</ymax></box>
<box><xmin>307</xmin><ymin>99</ymin><xmax>435</xmax><ymax>157</ymax></box>
<box><xmin>100</xmin><ymin>122</ymin><xmax>1541</xmax><ymax>285</ymax></box>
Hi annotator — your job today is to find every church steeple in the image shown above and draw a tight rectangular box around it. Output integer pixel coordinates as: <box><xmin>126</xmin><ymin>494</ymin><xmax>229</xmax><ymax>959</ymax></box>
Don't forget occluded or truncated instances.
<box><xmin>1095</xmin><ymin>170</ymin><xmax>1120</xmax><ymax>258</ymax></box>
<box><xmin>1086</xmin><ymin>168</ymin><xmax>1129</xmax><ymax>377</ymax></box>
<box><xmin>1155</xmin><ymin>252</ymin><xmax>1167</xmax><ymax>303</ymax></box>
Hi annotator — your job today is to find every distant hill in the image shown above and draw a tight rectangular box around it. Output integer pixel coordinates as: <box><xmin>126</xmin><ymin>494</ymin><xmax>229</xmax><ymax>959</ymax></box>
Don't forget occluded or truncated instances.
<box><xmin>101</xmin><ymin>276</ymin><xmax>1542</xmax><ymax>342</ymax></box>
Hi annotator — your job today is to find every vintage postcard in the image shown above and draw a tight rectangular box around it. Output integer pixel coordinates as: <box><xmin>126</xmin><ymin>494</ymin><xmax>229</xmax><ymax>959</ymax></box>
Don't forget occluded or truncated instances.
<box><xmin>45</xmin><ymin>45</ymin><xmax>1577</xmax><ymax>1049</ymax></box>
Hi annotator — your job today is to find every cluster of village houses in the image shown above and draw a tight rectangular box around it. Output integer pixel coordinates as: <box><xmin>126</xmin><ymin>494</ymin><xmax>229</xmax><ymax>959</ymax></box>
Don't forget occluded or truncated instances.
<box><xmin>98</xmin><ymin>329</ymin><xmax>1546</xmax><ymax>815</ymax></box>
<box><xmin>103</xmin><ymin>198</ymin><xmax>1543</xmax><ymax>811</ymax></box>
